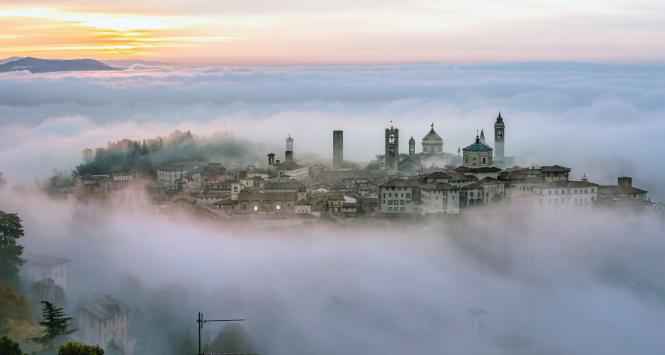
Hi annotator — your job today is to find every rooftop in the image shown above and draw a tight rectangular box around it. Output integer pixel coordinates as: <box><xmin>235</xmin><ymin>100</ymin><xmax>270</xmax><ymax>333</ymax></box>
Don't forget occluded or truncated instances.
<box><xmin>455</xmin><ymin>166</ymin><xmax>502</xmax><ymax>173</ymax></box>
<box><xmin>540</xmin><ymin>165</ymin><xmax>571</xmax><ymax>173</ymax></box>
<box><xmin>25</xmin><ymin>254</ymin><xmax>69</xmax><ymax>266</ymax></box>
<box><xmin>380</xmin><ymin>178</ymin><xmax>422</xmax><ymax>187</ymax></box>
<box><xmin>463</xmin><ymin>135</ymin><xmax>492</xmax><ymax>152</ymax></box>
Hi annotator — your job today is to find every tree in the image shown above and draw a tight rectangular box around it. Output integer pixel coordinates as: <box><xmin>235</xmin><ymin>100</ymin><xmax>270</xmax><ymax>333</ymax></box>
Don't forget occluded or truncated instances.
<box><xmin>31</xmin><ymin>301</ymin><xmax>75</xmax><ymax>350</ymax></box>
<box><xmin>0</xmin><ymin>336</ymin><xmax>24</xmax><ymax>355</ymax></box>
<box><xmin>0</xmin><ymin>284</ymin><xmax>32</xmax><ymax>334</ymax></box>
<box><xmin>58</xmin><ymin>341</ymin><xmax>104</xmax><ymax>355</ymax></box>
<box><xmin>0</xmin><ymin>211</ymin><xmax>24</xmax><ymax>287</ymax></box>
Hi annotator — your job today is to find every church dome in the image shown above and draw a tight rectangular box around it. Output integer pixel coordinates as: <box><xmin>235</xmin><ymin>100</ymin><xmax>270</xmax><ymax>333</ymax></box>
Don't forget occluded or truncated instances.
<box><xmin>422</xmin><ymin>124</ymin><xmax>443</xmax><ymax>143</ymax></box>
<box><xmin>463</xmin><ymin>135</ymin><xmax>492</xmax><ymax>152</ymax></box>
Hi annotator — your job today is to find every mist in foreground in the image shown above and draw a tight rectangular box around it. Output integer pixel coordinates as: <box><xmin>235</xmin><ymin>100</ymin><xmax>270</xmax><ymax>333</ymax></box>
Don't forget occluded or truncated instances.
<box><xmin>1</xmin><ymin>188</ymin><xmax>664</xmax><ymax>355</ymax></box>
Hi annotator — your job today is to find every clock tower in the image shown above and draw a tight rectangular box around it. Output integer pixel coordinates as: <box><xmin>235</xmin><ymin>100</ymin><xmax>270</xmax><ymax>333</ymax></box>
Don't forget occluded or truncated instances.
<box><xmin>384</xmin><ymin>123</ymin><xmax>399</xmax><ymax>173</ymax></box>
<box><xmin>494</xmin><ymin>112</ymin><xmax>505</xmax><ymax>162</ymax></box>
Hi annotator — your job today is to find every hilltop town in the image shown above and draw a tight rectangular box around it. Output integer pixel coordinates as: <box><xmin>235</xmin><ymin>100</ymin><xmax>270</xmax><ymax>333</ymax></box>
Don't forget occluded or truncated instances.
<box><xmin>71</xmin><ymin>113</ymin><xmax>658</xmax><ymax>225</ymax></box>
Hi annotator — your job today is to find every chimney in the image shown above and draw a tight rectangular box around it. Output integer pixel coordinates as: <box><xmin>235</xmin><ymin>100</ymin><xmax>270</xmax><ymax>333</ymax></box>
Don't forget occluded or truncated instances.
<box><xmin>618</xmin><ymin>176</ymin><xmax>632</xmax><ymax>188</ymax></box>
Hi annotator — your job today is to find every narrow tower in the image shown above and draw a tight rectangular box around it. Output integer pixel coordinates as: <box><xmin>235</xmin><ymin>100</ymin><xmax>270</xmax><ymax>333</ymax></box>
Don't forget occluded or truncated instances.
<box><xmin>333</xmin><ymin>130</ymin><xmax>344</xmax><ymax>169</ymax></box>
<box><xmin>494</xmin><ymin>112</ymin><xmax>505</xmax><ymax>162</ymax></box>
<box><xmin>408</xmin><ymin>137</ymin><xmax>416</xmax><ymax>157</ymax></box>
<box><xmin>285</xmin><ymin>134</ymin><xmax>294</xmax><ymax>162</ymax></box>
<box><xmin>480</xmin><ymin>129</ymin><xmax>486</xmax><ymax>144</ymax></box>
<box><xmin>384</xmin><ymin>123</ymin><xmax>399</xmax><ymax>173</ymax></box>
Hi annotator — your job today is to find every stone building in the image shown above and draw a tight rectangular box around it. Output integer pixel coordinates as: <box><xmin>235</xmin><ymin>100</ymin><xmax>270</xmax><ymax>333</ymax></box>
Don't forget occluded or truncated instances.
<box><xmin>422</xmin><ymin>123</ymin><xmax>443</xmax><ymax>153</ymax></box>
<box><xmin>379</xmin><ymin>178</ymin><xmax>421</xmax><ymax>214</ymax></box>
<box><xmin>532</xmin><ymin>180</ymin><xmax>598</xmax><ymax>208</ymax></box>
<box><xmin>21</xmin><ymin>254</ymin><xmax>69</xmax><ymax>290</ymax></box>
<box><xmin>420</xmin><ymin>183</ymin><xmax>460</xmax><ymax>214</ymax></box>
<box><xmin>494</xmin><ymin>112</ymin><xmax>505</xmax><ymax>163</ymax></box>
<box><xmin>333</xmin><ymin>130</ymin><xmax>344</xmax><ymax>169</ymax></box>
<box><xmin>598</xmin><ymin>176</ymin><xmax>648</xmax><ymax>200</ymax></box>
<box><xmin>463</xmin><ymin>133</ymin><xmax>493</xmax><ymax>168</ymax></box>
<box><xmin>285</xmin><ymin>134</ymin><xmax>294</xmax><ymax>162</ymax></box>
<box><xmin>384</xmin><ymin>124</ymin><xmax>399</xmax><ymax>173</ymax></box>
<box><xmin>75</xmin><ymin>295</ymin><xmax>132</xmax><ymax>354</ymax></box>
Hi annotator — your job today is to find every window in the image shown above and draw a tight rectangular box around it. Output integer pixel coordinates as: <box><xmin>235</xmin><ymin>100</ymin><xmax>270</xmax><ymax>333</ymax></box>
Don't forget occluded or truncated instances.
<box><xmin>405</xmin><ymin>193</ymin><xmax>411</xmax><ymax>199</ymax></box>
<box><xmin>482</xmin><ymin>157</ymin><xmax>486</xmax><ymax>165</ymax></box>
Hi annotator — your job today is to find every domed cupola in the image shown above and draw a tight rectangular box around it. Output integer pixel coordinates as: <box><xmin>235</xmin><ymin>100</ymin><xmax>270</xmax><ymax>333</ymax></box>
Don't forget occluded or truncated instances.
<box><xmin>422</xmin><ymin>123</ymin><xmax>443</xmax><ymax>153</ymax></box>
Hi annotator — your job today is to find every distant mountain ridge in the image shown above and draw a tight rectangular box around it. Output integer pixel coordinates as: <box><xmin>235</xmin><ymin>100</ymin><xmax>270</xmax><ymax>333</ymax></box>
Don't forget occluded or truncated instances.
<box><xmin>0</xmin><ymin>57</ymin><xmax>116</xmax><ymax>73</ymax></box>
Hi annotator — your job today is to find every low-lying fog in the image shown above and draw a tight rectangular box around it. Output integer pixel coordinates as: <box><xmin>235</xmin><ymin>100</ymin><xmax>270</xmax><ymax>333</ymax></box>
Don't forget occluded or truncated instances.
<box><xmin>1</xmin><ymin>62</ymin><xmax>665</xmax><ymax>200</ymax></box>
<box><xmin>2</xmin><ymin>189</ymin><xmax>664</xmax><ymax>355</ymax></box>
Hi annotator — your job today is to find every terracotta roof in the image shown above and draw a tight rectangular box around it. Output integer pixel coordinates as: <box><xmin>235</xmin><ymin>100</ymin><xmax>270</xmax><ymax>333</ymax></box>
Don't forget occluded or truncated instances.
<box><xmin>536</xmin><ymin>180</ymin><xmax>598</xmax><ymax>188</ymax></box>
<box><xmin>421</xmin><ymin>182</ymin><xmax>457</xmax><ymax>191</ymax></box>
<box><xmin>26</xmin><ymin>254</ymin><xmax>69</xmax><ymax>266</ymax></box>
<box><xmin>455</xmin><ymin>166</ymin><xmax>502</xmax><ymax>173</ymax></box>
<box><xmin>598</xmin><ymin>185</ymin><xmax>647</xmax><ymax>195</ymax></box>
<box><xmin>380</xmin><ymin>178</ymin><xmax>422</xmax><ymax>187</ymax></box>
<box><xmin>540</xmin><ymin>165</ymin><xmax>571</xmax><ymax>173</ymax></box>
<box><xmin>237</xmin><ymin>190</ymin><xmax>296</xmax><ymax>201</ymax></box>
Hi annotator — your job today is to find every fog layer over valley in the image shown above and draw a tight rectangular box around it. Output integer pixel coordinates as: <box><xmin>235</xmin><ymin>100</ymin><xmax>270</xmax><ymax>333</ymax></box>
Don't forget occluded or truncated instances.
<box><xmin>1</xmin><ymin>62</ymin><xmax>664</xmax><ymax>199</ymax></box>
<box><xmin>1</xmin><ymin>189</ymin><xmax>664</xmax><ymax>354</ymax></box>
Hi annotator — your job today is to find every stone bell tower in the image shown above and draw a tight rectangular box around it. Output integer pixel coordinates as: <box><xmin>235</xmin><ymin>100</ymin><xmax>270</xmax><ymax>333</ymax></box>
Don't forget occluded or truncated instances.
<box><xmin>494</xmin><ymin>112</ymin><xmax>505</xmax><ymax>162</ymax></box>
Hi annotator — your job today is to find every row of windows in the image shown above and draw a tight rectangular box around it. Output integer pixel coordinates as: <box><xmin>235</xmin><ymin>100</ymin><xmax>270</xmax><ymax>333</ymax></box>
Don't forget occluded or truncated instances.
<box><xmin>382</xmin><ymin>192</ymin><xmax>411</xmax><ymax>199</ymax></box>
<box><xmin>540</xmin><ymin>196</ymin><xmax>596</xmax><ymax>204</ymax></box>
<box><xmin>386</xmin><ymin>206</ymin><xmax>406</xmax><ymax>212</ymax></box>
<box><xmin>464</xmin><ymin>156</ymin><xmax>489</xmax><ymax>166</ymax></box>
<box><xmin>547</xmin><ymin>188</ymin><xmax>595</xmax><ymax>195</ymax></box>
<box><xmin>385</xmin><ymin>200</ymin><xmax>406</xmax><ymax>205</ymax></box>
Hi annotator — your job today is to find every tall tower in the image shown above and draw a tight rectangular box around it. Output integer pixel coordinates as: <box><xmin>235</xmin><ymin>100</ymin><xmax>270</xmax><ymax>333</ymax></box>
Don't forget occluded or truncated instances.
<box><xmin>285</xmin><ymin>134</ymin><xmax>294</xmax><ymax>162</ymax></box>
<box><xmin>408</xmin><ymin>137</ymin><xmax>415</xmax><ymax>157</ymax></box>
<box><xmin>494</xmin><ymin>112</ymin><xmax>505</xmax><ymax>162</ymax></box>
<box><xmin>384</xmin><ymin>123</ymin><xmax>399</xmax><ymax>173</ymax></box>
<box><xmin>332</xmin><ymin>130</ymin><xmax>344</xmax><ymax>169</ymax></box>
<box><xmin>267</xmin><ymin>153</ymin><xmax>275</xmax><ymax>166</ymax></box>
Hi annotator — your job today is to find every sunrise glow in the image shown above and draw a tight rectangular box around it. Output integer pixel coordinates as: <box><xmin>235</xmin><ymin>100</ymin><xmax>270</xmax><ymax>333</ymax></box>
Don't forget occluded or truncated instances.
<box><xmin>0</xmin><ymin>1</ymin><xmax>663</xmax><ymax>63</ymax></box>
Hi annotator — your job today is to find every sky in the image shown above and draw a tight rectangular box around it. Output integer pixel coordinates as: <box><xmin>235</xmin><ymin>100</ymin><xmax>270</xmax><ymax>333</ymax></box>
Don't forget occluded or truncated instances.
<box><xmin>0</xmin><ymin>0</ymin><xmax>664</xmax><ymax>64</ymax></box>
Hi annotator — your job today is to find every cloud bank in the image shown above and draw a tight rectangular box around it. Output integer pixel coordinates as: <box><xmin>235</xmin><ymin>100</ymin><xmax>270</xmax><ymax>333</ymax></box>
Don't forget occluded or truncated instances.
<box><xmin>1</xmin><ymin>189</ymin><xmax>665</xmax><ymax>354</ymax></box>
<box><xmin>1</xmin><ymin>62</ymin><xmax>664</xmax><ymax>199</ymax></box>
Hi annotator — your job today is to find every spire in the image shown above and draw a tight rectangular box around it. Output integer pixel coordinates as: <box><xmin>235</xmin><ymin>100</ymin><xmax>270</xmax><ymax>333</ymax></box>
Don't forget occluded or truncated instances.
<box><xmin>430</xmin><ymin>122</ymin><xmax>434</xmax><ymax>131</ymax></box>
<box><xmin>480</xmin><ymin>129</ymin><xmax>486</xmax><ymax>144</ymax></box>
<box><xmin>475</xmin><ymin>130</ymin><xmax>480</xmax><ymax>144</ymax></box>
<box><xmin>496</xmin><ymin>111</ymin><xmax>504</xmax><ymax>123</ymax></box>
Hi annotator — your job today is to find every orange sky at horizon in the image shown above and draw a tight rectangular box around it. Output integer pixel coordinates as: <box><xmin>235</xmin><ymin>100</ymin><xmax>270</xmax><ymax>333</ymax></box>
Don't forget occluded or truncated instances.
<box><xmin>1</xmin><ymin>1</ymin><xmax>664</xmax><ymax>65</ymax></box>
